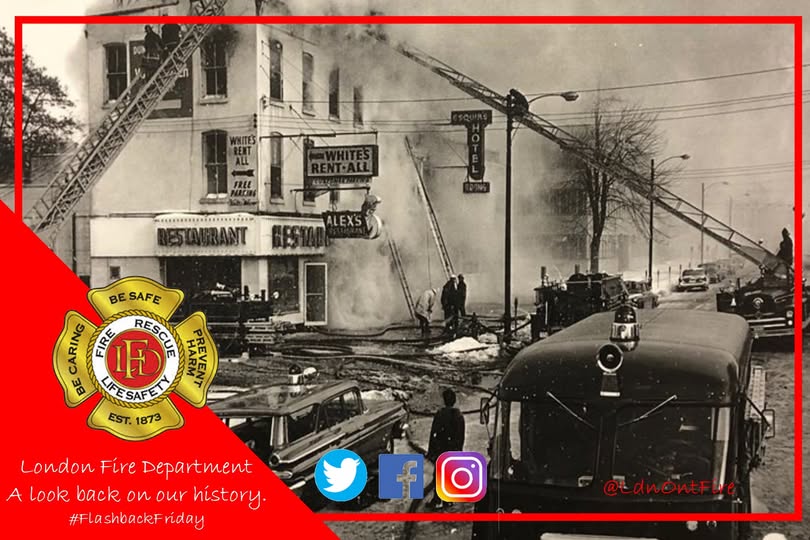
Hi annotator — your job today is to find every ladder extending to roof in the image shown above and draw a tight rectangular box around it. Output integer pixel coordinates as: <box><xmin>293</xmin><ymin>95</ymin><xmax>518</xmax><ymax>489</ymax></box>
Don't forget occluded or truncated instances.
<box><xmin>24</xmin><ymin>0</ymin><xmax>228</xmax><ymax>245</ymax></box>
<box><xmin>392</xmin><ymin>44</ymin><xmax>777</xmax><ymax>267</ymax></box>
<box><xmin>387</xmin><ymin>231</ymin><xmax>416</xmax><ymax>320</ymax></box>
<box><xmin>404</xmin><ymin>136</ymin><xmax>455</xmax><ymax>281</ymax></box>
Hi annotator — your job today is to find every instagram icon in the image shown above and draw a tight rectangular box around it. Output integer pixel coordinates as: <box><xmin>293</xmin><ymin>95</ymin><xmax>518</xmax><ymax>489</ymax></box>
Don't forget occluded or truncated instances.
<box><xmin>435</xmin><ymin>451</ymin><xmax>487</xmax><ymax>502</ymax></box>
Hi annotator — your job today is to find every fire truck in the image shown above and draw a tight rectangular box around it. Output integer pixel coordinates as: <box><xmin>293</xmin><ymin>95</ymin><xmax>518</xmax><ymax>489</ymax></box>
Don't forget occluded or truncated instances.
<box><xmin>475</xmin><ymin>305</ymin><xmax>773</xmax><ymax>540</ymax></box>
<box><xmin>716</xmin><ymin>257</ymin><xmax>809</xmax><ymax>339</ymax></box>
<box><xmin>530</xmin><ymin>266</ymin><xmax>630</xmax><ymax>341</ymax></box>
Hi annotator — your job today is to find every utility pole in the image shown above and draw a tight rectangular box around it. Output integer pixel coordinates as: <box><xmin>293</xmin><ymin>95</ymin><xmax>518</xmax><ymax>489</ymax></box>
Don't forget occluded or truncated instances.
<box><xmin>504</xmin><ymin>91</ymin><xmax>514</xmax><ymax>338</ymax></box>
<box><xmin>648</xmin><ymin>158</ymin><xmax>655</xmax><ymax>286</ymax></box>
<box><xmin>700</xmin><ymin>182</ymin><xmax>705</xmax><ymax>265</ymax></box>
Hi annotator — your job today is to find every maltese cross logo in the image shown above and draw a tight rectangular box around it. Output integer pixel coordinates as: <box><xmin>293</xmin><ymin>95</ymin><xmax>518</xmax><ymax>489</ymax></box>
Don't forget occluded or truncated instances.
<box><xmin>53</xmin><ymin>276</ymin><xmax>218</xmax><ymax>441</ymax></box>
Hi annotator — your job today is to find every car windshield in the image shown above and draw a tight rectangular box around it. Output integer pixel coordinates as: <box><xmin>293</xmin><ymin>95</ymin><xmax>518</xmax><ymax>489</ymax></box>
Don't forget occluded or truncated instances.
<box><xmin>683</xmin><ymin>270</ymin><xmax>705</xmax><ymax>277</ymax></box>
<box><xmin>492</xmin><ymin>400</ymin><xmax>599</xmax><ymax>487</ymax></box>
<box><xmin>230</xmin><ymin>416</ymin><xmax>277</xmax><ymax>463</ymax></box>
<box><xmin>625</xmin><ymin>282</ymin><xmax>644</xmax><ymax>293</ymax></box>
<box><xmin>614</xmin><ymin>405</ymin><xmax>730</xmax><ymax>486</ymax></box>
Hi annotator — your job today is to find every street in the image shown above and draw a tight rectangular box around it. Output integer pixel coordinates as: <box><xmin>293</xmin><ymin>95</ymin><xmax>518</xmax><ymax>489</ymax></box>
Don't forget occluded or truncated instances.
<box><xmin>322</xmin><ymin>285</ymin><xmax>802</xmax><ymax>540</ymax></box>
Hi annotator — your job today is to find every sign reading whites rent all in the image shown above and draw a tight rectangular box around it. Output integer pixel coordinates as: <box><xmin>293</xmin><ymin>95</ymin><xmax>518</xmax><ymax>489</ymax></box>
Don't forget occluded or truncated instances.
<box><xmin>305</xmin><ymin>145</ymin><xmax>379</xmax><ymax>188</ymax></box>
<box><xmin>322</xmin><ymin>211</ymin><xmax>369</xmax><ymax>239</ymax></box>
<box><xmin>450</xmin><ymin>109</ymin><xmax>492</xmax><ymax>182</ymax></box>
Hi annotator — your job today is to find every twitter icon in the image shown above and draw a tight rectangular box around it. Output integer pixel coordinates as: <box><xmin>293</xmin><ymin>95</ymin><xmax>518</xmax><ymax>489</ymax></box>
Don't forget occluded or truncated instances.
<box><xmin>314</xmin><ymin>449</ymin><xmax>368</xmax><ymax>502</ymax></box>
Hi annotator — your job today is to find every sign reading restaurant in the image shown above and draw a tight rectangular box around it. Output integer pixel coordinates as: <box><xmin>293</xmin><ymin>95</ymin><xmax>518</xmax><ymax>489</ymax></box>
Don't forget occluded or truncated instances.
<box><xmin>304</xmin><ymin>144</ymin><xmax>379</xmax><ymax>188</ymax></box>
<box><xmin>157</xmin><ymin>226</ymin><xmax>248</xmax><ymax>247</ymax></box>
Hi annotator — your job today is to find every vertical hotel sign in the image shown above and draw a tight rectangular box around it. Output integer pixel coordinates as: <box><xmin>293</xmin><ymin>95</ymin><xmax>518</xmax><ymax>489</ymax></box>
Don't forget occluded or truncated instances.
<box><xmin>228</xmin><ymin>133</ymin><xmax>259</xmax><ymax>210</ymax></box>
<box><xmin>450</xmin><ymin>110</ymin><xmax>492</xmax><ymax>184</ymax></box>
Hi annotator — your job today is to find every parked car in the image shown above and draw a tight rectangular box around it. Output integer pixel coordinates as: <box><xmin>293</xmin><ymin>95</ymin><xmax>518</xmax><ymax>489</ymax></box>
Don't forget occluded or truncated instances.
<box><xmin>676</xmin><ymin>268</ymin><xmax>709</xmax><ymax>291</ymax></box>
<box><xmin>624</xmin><ymin>279</ymin><xmax>659</xmax><ymax>308</ymax></box>
<box><xmin>698</xmin><ymin>262</ymin><xmax>723</xmax><ymax>283</ymax></box>
<box><xmin>210</xmin><ymin>367</ymin><xmax>408</xmax><ymax>509</ymax></box>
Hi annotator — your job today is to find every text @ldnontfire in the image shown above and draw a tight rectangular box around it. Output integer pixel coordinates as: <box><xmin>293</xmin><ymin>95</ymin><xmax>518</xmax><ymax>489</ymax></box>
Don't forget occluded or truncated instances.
<box><xmin>603</xmin><ymin>479</ymin><xmax>736</xmax><ymax>497</ymax></box>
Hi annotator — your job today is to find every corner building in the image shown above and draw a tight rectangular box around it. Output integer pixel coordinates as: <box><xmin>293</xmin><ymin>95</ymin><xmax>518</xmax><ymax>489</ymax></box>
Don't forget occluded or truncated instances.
<box><xmin>84</xmin><ymin>0</ymin><xmax>371</xmax><ymax>326</ymax></box>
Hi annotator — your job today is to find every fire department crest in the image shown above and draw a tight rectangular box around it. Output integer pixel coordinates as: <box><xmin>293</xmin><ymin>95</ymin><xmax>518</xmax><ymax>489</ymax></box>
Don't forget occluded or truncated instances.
<box><xmin>52</xmin><ymin>276</ymin><xmax>218</xmax><ymax>441</ymax></box>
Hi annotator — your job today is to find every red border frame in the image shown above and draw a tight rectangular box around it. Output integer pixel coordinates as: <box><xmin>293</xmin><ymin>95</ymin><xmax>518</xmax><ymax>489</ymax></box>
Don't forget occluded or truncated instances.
<box><xmin>13</xmin><ymin>14</ymin><xmax>803</xmax><ymax>524</ymax></box>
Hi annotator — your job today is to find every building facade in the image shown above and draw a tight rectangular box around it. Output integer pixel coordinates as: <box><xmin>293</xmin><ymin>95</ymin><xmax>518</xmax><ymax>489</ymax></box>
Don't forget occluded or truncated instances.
<box><xmin>84</xmin><ymin>0</ymin><xmax>371</xmax><ymax>325</ymax></box>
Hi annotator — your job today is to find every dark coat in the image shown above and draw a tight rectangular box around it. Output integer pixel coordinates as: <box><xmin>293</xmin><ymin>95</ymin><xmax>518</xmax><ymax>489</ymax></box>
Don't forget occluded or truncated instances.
<box><xmin>441</xmin><ymin>280</ymin><xmax>458</xmax><ymax>313</ymax></box>
<box><xmin>161</xmin><ymin>24</ymin><xmax>181</xmax><ymax>47</ymax></box>
<box><xmin>144</xmin><ymin>30</ymin><xmax>163</xmax><ymax>57</ymax></box>
<box><xmin>456</xmin><ymin>280</ymin><xmax>467</xmax><ymax>314</ymax></box>
<box><xmin>778</xmin><ymin>235</ymin><xmax>793</xmax><ymax>266</ymax></box>
<box><xmin>427</xmin><ymin>406</ymin><xmax>465</xmax><ymax>462</ymax></box>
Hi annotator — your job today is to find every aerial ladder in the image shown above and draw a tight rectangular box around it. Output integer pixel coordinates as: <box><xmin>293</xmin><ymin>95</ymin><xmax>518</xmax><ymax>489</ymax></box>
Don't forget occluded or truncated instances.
<box><xmin>390</xmin><ymin>44</ymin><xmax>777</xmax><ymax>268</ymax></box>
<box><xmin>404</xmin><ymin>136</ymin><xmax>455</xmax><ymax>281</ymax></box>
<box><xmin>23</xmin><ymin>0</ymin><xmax>228</xmax><ymax>245</ymax></box>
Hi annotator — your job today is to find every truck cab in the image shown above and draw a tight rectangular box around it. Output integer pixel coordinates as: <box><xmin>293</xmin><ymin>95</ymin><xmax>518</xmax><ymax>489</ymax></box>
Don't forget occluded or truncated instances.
<box><xmin>475</xmin><ymin>307</ymin><xmax>774</xmax><ymax>540</ymax></box>
<box><xmin>210</xmin><ymin>368</ymin><xmax>408</xmax><ymax>508</ymax></box>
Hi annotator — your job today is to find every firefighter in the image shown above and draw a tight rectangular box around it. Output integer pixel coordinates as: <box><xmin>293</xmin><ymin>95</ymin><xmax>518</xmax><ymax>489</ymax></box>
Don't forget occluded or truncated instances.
<box><xmin>414</xmin><ymin>288</ymin><xmax>438</xmax><ymax>339</ymax></box>
<box><xmin>456</xmin><ymin>274</ymin><xmax>468</xmax><ymax>317</ymax></box>
<box><xmin>777</xmin><ymin>228</ymin><xmax>793</xmax><ymax>268</ymax></box>
<box><xmin>441</xmin><ymin>275</ymin><xmax>460</xmax><ymax>338</ymax></box>
<box><xmin>161</xmin><ymin>22</ymin><xmax>181</xmax><ymax>56</ymax></box>
<box><xmin>142</xmin><ymin>25</ymin><xmax>163</xmax><ymax>80</ymax></box>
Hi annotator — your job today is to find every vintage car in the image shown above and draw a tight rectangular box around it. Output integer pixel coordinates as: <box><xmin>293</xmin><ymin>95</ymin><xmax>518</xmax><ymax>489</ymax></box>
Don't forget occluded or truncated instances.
<box><xmin>210</xmin><ymin>368</ymin><xmax>408</xmax><ymax>508</ymax></box>
<box><xmin>624</xmin><ymin>279</ymin><xmax>659</xmax><ymax>309</ymax></box>
<box><xmin>698</xmin><ymin>262</ymin><xmax>724</xmax><ymax>284</ymax></box>
<box><xmin>676</xmin><ymin>268</ymin><xmax>710</xmax><ymax>291</ymax></box>
<box><xmin>474</xmin><ymin>306</ymin><xmax>774</xmax><ymax>540</ymax></box>
<box><xmin>716</xmin><ymin>263</ymin><xmax>809</xmax><ymax>339</ymax></box>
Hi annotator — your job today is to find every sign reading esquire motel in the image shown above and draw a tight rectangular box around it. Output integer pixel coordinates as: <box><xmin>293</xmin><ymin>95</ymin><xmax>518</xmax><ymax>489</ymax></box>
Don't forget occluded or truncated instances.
<box><xmin>305</xmin><ymin>144</ymin><xmax>379</xmax><ymax>188</ymax></box>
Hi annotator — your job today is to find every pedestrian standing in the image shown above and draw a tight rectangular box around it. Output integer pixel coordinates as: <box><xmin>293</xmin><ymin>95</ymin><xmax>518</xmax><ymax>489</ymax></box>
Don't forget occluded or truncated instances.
<box><xmin>456</xmin><ymin>274</ymin><xmax>467</xmax><ymax>317</ymax></box>
<box><xmin>777</xmin><ymin>228</ymin><xmax>793</xmax><ymax>268</ymax></box>
<box><xmin>414</xmin><ymin>288</ymin><xmax>438</xmax><ymax>338</ymax></box>
<box><xmin>426</xmin><ymin>388</ymin><xmax>466</xmax><ymax>510</ymax></box>
<box><xmin>441</xmin><ymin>275</ymin><xmax>459</xmax><ymax>338</ymax></box>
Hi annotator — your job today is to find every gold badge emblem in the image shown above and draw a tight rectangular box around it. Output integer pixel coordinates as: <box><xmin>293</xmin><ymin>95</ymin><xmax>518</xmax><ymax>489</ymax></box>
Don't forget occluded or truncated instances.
<box><xmin>53</xmin><ymin>277</ymin><xmax>219</xmax><ymax>441</ymax></box>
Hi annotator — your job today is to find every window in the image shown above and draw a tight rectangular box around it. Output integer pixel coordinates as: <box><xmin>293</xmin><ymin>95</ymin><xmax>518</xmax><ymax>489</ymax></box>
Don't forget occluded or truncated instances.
<box><xmin>328</xmin><ymin>67</ymin><xmax>340</xmax><ymax>119</ymax></box>
<box><xmin>329</xmin><ymin>189</ymin><xmax>339</xmax><ymax>204</ymax></box>
<box><xmin>353</xmin><ymin>86</ymin><xmax>363</xmax><ymax>126</ymax></box>
<box><xmin>317</xmin><ymin>390</ymin><xmax>362</xmax><ymax>430</ymax></box>
<box><xmin>269</xmin><ymin>40</ymin><xmax>283</xmax><ymax>101</ymax></box>
<box><xmin>109</xmin><ymin>265</ymin><xmax>121</xmax><ymax>281</ymax></box>
<box><xmin>269</xmin><ymin>257</ymin><xmax>299</xmax><ymax>314</ymax></box>
<box><xmin>270</xmin><ymin>134</ymin><xmax>283</xmax><ymax>200</ymax></box>
<box><xmin>104</xmin><ymin>44</ymin><xmax>128</xmax><ymax>102</ymax></box>
<box><xmin>203</xmin><ymin>130</ymin><xmax>228</xmax><ymax>196</ymax></box>
<box><xmin>302</xmin><ymin>52</ymin><xmax>314</xmax><ymax>113</ymax></box>
<box><xmin>286</xmin><ymin>406</ymin><xmax>318</xmax><ymax>443</ymax></box>
<box><xmin>201</xmin><ymin>37</ymin><xmax>227</xmax><ymax>97</ymax></box>
<box><xmin>303</xmin><ymin>174</ymin><xmax>316</xmax><ymax>203</ymax></box>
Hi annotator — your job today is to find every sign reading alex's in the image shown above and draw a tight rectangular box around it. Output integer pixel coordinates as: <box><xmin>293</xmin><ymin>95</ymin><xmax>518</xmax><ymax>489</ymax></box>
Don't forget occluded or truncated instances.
<box><xmin>228</xmin><ymin>133</ymin><xmax>258</xmax><ymax>207</ymax></box>
<box><xmin>322</xmin><ymin>211</ymin><xmax>368</xmax><ymax>239</ymax></box>
<box><xmin>305</xmin><ymin>144</ymin><xmax>379</xmax><ymax>188</ymax></box>
<box><xmin>450</xmin><ymin>110</ymin><xmax>492</xmax><ymax>181</ymax></box>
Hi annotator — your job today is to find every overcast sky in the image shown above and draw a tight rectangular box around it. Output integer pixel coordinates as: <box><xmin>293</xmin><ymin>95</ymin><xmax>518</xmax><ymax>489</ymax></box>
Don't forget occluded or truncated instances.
<box><xmin>2</xmin><ymin>0</ymin><xmax>806</xmax><ymax>238</ymax></box>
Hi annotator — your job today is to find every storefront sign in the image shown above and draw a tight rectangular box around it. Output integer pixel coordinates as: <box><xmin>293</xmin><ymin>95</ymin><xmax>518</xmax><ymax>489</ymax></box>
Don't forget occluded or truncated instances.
<box><xmin>228</xmin><ymin>133</ymin><xmax>258</xmax><ymax>208</ymax></box>
<box><xmin>305</xmin><ymin>144</ymin><xmax>379</xmax><ymax>188</ymax></box>
<box><xmin>322</xmin><ymin>211</ymin><xmax>369</xmax><ymax>239</ymax></box>
<box><xmin>128</xmin><ymin>40</ymin><xmax>192</xmax><ymax>119</ymax></box>
<box><xmin>450</xmin><ymin>109</ymin><xmax>492</xmax><ymax>181</ymax></box>
<box><xmin>157</xmin><ymin>226</ymin><xmax>248</xmax><ymax>247</ymax></box>
<box><xmin>271</xmin><ymin>225</ymin><xmax>328</xmax><ymax>249</ymax></box>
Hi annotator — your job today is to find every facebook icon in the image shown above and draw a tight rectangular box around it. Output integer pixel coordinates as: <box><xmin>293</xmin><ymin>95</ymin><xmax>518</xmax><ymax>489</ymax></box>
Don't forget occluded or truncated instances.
<box><xmin>378</xmin><ymin>454</ymin><xmax>424</xmax><ymax>499</ymax></box>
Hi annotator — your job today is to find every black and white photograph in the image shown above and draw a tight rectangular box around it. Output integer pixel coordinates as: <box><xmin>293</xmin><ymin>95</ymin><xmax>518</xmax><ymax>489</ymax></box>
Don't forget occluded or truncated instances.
<box><xmin>1</xmin><ymin>0</ymin><xmax>807</xmax><ymax>538</ymax></box>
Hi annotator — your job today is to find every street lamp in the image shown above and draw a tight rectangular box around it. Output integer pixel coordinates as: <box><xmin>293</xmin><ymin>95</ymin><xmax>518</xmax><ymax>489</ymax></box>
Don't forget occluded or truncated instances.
<box><xmin>701</xmin><ymin>180</ymin><xmax>729</xmax><ymax>265</ymax></box>
<box><xmin>649</xmin><ymin>154</ymin><xmax>690</xmax><ymax>284</ymax></box>
<box><xmin>504</xmin><ymin>89</ymin><xmax>579</xmax><ymax>338</ymax></box>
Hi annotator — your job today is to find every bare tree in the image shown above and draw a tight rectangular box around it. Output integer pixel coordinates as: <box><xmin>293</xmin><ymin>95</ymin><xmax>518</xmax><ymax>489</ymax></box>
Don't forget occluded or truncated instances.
<box><xmin>557</xmin><ymin>96</ymin><xmax>674</xmax><ymax>273</ymax></box>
